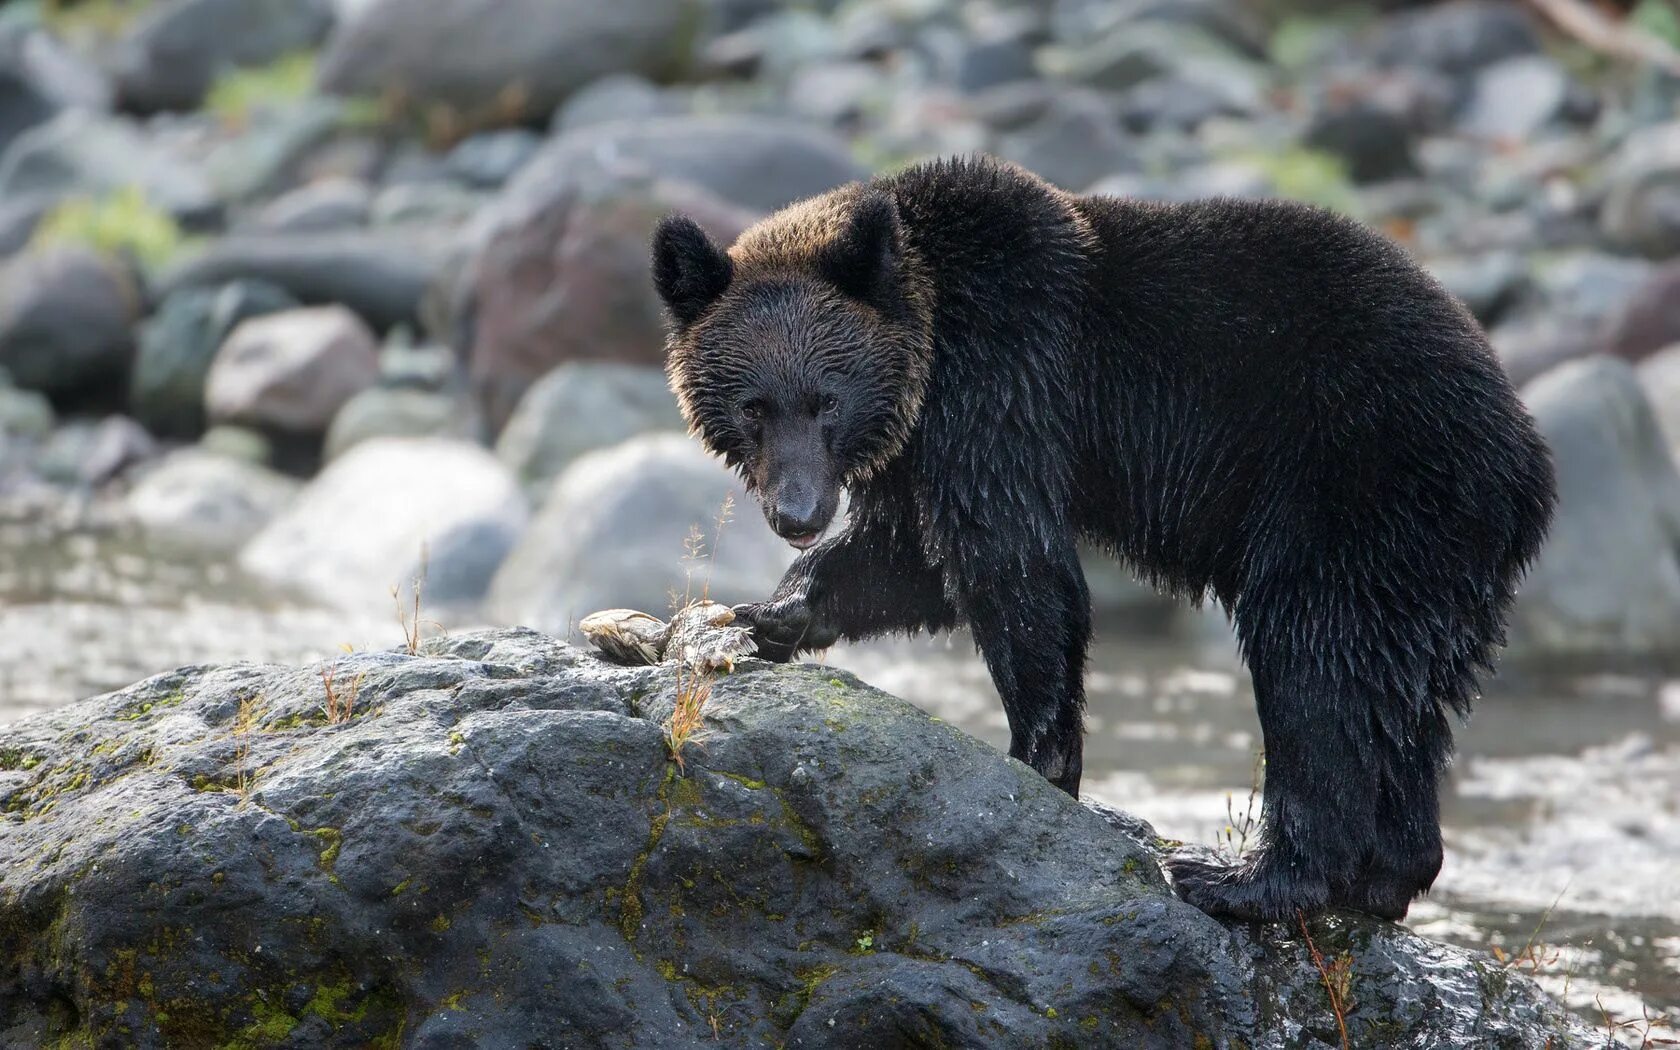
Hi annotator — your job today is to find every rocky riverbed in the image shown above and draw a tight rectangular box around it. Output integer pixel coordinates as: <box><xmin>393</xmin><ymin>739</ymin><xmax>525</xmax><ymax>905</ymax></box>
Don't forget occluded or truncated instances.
<box><xmin>3</xmin><ymin>0</ymin><xmax>1680</xmax><ymax>1043</ymax></box>
<box><xmin>0</xmin><ymin>628</ymin><xmax>1599</xmax><ymax>1048</ymax></box>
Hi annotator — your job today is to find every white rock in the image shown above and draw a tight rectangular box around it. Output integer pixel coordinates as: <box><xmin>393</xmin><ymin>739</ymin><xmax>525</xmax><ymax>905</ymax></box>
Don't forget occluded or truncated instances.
<box><xmin>241</xmin><ymin>437</ymin><xmax>528</xmax><ymax>612</ymax></box>
<box><xmin>487</xmin><ymin>433</ymin><xmax>792</xmax><ymax>637</ymax></box>
<box><xmin>205</xmin><ymin>305</ymin><xmax>379</xmax><ymax>433</ymax></box>
<box><xmin>126</xmin><ymin>449</ymin><xmax>301</xmax><ymax>552</ymax></box>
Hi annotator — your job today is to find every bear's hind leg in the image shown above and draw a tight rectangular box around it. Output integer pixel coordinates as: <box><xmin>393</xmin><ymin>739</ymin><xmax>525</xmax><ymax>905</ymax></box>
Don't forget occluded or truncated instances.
<box><xmin>1167</xmin><ymin>590</ymin><xmax>1395</xmax><ymax>921</ymax></box>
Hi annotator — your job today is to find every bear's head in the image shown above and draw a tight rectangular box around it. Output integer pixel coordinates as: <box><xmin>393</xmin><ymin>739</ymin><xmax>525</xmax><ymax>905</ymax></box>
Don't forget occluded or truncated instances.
<box><xmin>651</xmin><ymin>188</ymin><xmax>932</xmax><ymax>549</ymax></box>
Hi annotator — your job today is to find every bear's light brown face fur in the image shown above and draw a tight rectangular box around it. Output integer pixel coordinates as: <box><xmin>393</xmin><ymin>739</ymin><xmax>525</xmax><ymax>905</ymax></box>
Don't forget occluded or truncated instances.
<box><xmin>652</xmin><ymin>186</ymin><xmax>934</xmax><ymax>543</ymax></box>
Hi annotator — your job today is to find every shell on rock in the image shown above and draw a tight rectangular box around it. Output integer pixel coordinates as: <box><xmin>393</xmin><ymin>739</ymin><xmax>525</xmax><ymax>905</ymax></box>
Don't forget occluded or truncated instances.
<box><xmin>579</xmin><ymin>609</ymin><xmax>670</xmax><ymax>666</ymax></box>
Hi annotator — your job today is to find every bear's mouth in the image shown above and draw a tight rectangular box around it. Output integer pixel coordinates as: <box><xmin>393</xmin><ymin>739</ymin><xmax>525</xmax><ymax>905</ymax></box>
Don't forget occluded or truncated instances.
<box><xmin>785</xmin><ymin>532</ymin><xmax>821</xmax><ymax>550</ymax></box>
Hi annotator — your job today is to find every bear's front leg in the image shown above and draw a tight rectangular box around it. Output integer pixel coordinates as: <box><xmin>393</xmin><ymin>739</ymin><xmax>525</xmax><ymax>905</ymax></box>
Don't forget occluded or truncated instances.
<box><xmin>736</xmin><ymin>514</ymin><xmax>957</xmax><ymax>662</ymax></box>
<box><xmin>956</xmin><ymin>539</ymin><xmax>1092</xmax><ymax>797</ymax></box>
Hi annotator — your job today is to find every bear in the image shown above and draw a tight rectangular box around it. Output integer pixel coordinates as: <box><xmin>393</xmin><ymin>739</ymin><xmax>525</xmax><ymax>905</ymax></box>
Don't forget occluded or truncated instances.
<box><xmin>649</xmin><ymin>156</ymin><xmax>1555</xmax><ymax>922</ymax></box>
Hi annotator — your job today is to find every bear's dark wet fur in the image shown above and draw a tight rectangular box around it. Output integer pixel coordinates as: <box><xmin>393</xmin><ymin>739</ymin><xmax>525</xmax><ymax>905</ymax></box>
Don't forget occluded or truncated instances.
<box><xmin>651</xmin><ymin>156</ymin><xmax>1556</xmax><ymax>923</ymax></box>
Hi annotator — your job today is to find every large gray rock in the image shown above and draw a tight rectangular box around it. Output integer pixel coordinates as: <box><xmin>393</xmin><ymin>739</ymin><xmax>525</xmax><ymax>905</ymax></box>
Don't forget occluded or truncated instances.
<box><xmin>1360</xmin><ymin>0</ymin><xmax>1542</xmax><ymax>76</ymax></box>
<box><xmin>1508</xmin><ymin>358</ymin><xmax>1680</xmax><ymax>660</ymax></box>
<box><xmin>1600</xmin><ymin>259</ymin><xmax>1680</xmax><ymax>362</ymax></box>
<box><xmin>514</xmin><ymin>116</ymin><xmax>866</xmax><ymax>215</ymax></box>
<box><xmin>159</xmin><ymin>230</ymin><xmax>455</xmax><ymax>331</ymax></box>
<box><xmin>1638</xmin><ymin>343</ymin><xmax>1680</xmax><ymax>455</ymax></box>
<box><xmin>323</xmin><ymin>385</ymin><xmax>469</xmax><ymax>460</ymax></box>
<box><xmin>494</xmin><ymin>362</ymin><xmax>685</xmax><ymax>502</ymax></box>
<box><xmin>129</xmin><ymin>279</ymin><xmax>299</xmax><ymax>438</ymax></box>
<box><xmin>453</xmin><ymin>144</ymin><xmax>760</xmax><ymax>430</ymax></box>
<box><xmin>0</xmin><ymin>246</ymin><xmax>140</xmax><ymax>399</ymax></box>
<box><xmin>109</xmin><ymin>0</ymin><xmax>334</xmax><ymax>113</ymax></box>
<box><xmin>125</xmin><ymin>447</ymin><xmax>301</xmax><ymax>551</ymax></box>
<box><xmin>0</xmin><ymin>110</ymin><xmax>218</xmax><ymax>225</ymax></box>
<box><xmin>240</xmin><ymin>436</ymin><xmax>527</xmax><ymax>611</ymax></box>
<box><xmin>317</xmin><ymin>0</ymin><xmax>704</xmax><ymax>123</ymax></box>
<box><xmin>488</xmin><ymin>433</ymin><xmax>790</xmax><ymax>635</ymax></box>
<box><xmin>1599</xmin><ymin>120</ymin><xmax>1680</xmax><ymax>259</ymax></box>
<box><xmin>0</xmin><ymin>25</ymin><xmax>110</xmax><ymax>157</ymax></box>
<box><xmin>0</xmin><ymin>628</ymin><xmax>1596</xmax><ymax>1048</ymax></box>
<box><xmin>205</xmin><ymin>305</ymin><xmax>380</xmax><ymax>433</ymax></box>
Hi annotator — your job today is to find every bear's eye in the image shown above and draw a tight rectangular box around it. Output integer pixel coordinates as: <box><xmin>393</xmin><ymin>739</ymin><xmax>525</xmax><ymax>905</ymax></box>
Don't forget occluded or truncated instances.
<box><xmin>740</xmin><ymin>401</ymin><xmax>764</xmax><ymax>423</ymax></box>
<box><xmin>819</xmin><ymin>394</ymin><xmax>839</xmax><ymax>416</ymax></box>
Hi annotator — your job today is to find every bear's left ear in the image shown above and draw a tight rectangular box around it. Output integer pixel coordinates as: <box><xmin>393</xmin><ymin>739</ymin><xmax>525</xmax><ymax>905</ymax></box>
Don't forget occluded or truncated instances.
<box><xmin>818</xmin><ymin>191</ymin><xmax>905</xmax><ymax>311</ymax></box>
<box><xmin>652</xmin><ymin>215</ymin><xmax>734</xmax><ymax>327</ymax></box>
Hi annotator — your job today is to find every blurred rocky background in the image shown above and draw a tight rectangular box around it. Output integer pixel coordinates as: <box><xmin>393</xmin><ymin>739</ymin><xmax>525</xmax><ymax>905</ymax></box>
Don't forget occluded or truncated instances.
<box><xmin>0</xmin><ymin>0</ymin><xmax>1678</xmax><ymax>1039</ymax></box>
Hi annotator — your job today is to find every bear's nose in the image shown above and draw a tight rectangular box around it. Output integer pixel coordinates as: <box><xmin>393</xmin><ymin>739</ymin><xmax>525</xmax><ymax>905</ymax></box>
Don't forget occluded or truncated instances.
<box><xmin>767</xmin><ymin>485</ymin><xmax>825</xmax><ymax>546</ymax></box>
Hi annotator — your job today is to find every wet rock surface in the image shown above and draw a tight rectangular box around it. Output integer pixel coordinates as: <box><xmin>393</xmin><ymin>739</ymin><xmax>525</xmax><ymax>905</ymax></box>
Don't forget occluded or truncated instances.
<box><xmin>0</xmin><ymin>628</ymin><xmax>1595</xmax><ymax>1049</ymax></box>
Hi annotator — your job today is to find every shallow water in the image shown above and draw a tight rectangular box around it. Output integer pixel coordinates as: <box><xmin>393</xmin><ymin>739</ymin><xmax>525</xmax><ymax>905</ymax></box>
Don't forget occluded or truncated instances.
<box><xmin>3</xmin><ymin>515</ymin><xmax>1676</xmax><ymax>1037</ymax></box>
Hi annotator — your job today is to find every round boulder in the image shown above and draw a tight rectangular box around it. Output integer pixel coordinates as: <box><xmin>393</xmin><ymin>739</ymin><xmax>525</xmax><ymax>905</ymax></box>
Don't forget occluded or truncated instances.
<box><xmin>486</xmin><ymin>433</ymin><xmax>792</xmax><ymax>637</ymax></box>
<box><xmin>1508</xmin><ymin>357</ymin><xmax>1680</xmax><ymax>660</ymax></box>
<box><xmin>0</xmin><ymin>246</ymin><xmax>140</xmax><ymax>401</ymax></box>
<box><xmin>316</xmin><ymin>0</ymin><xmax>705</xmax><ymax>124</ymax></box>
<box><xmin>493</xmin><ymin>362</ymin><xmax>685</xmax><ymax>502</ymax></box>
<box><xmin>205</xmin><ymin>305</ymin><xmax>379</xmax><ymax>433</ymax></box>
<box><xmin>125</xmin><ymin>447</ymin><xmax>301</xmax><ymax>552</ymax></box>
<box><xmin>240</xmin><ymin>436</ymin><xmax>528</xmax><ymax>612</ymax></box>
<box><xmin>129</xmin><ymin>279</ymin><xmax>299</xmax><ymax>438</ymax></box>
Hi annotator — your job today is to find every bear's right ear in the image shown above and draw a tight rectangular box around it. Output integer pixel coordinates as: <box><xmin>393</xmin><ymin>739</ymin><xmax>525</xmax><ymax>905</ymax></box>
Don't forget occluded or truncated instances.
<box><xmin>652</xmin><ymin>216</ymin><xmax>733</xmax><ymax>327</ymax></box>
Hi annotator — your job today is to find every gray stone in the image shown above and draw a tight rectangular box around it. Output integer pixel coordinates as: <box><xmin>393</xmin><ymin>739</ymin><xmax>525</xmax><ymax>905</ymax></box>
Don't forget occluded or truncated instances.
<box><xmin>129</xmin><ymin>279</ymin><xmax>299</xmax><ymax>438</ymax></box>
<box><xmin>444</xmin><ymin>128</ymin><xmax>541</xmax><ymax>189</ymax></box>
<box><xmin>0</xmin><ymin>382</ymin><xmax>52</xmax><ymax>438</ymax></box>
<box><xmin>108</xmin><ymin>0</ymin><xmax>333</xmax><ymax>113</ymax></box>
<box><xmin>521</xmin><ymin>115</ymin><xmax>865</xmax><ymax>215</ymax></box>
<box><xmin>0</xmin><ymin>25</ymin><xmax>110</xmax><ymax>157</ymax></box>
<box><xmin>317</xmin><ymin>0</ymin><xmax>704</xmax><ymax>123</ymax></box>
<box><xmin>488</xmin><ymin>433</ymin><xmax>791</xmax><ymax>635</ymax></box>
<box><xmin>36</xmin><ymin>414</ymin><xmax>157</xmax><ymax>487</ymax></box>
<box><xmin>124</xmin><ymin>447</ymin><xmax>301</xmax><ymax>551</ymax></box>
<box><xmin>159</xmin><ymin>230</ymin><xmax>456</xmax><ymax>331</ymax></box>
<box><xmin>995</xmin><ymin>89</ymin><xmax>1140</xmax><ymax>192</ymax></box>
<box><xmin>1639</xmin><ymin>343</ymin><xmax>1680</xmax><ymax>455</ymax></box>
<box><xmin>1458</xmin><ymin>55</ymin><xmax>1571</xmax><ymax>142</ymax></box>
<box><xmin>0</xmin><ymin>627</ymin><xmax>1596</xmax><ymax>1047</ymax></box>
<box><xmin>241</xmin><ymin>436</ymin><xmax>527</xmax><ymax>611</ymax></box>
<box><xmin>1304</xmin><ymin>99</ymin><xmax>1418</xmax><ymax>184</ymax></box>
<box><xmin>0</xmin><ymin>110</ymin><xmax>218</xmax><ymax>225</ymax></box>
<box><xmin>202</xmin><ymin>97</ymin><xmax>345</xmax><ymax>202</ymax></box>
<box><xmin>551</xmin><ymin>73</ymin><xmax>680</xmax><ymax>134</ymax></box>
<box><xmin>1600</xmin><ymin>120</ymin><xmax>1680</xmax><ymax>259</ymax></box>
<box><xmin>494</xmin><ymin>362</ymin><xmax>686</xmax><ymax>502</ymax></box>
<box><xmin>452</xmin><ymin>148</ymin><xmax>759</xmax><ymax>431</ymax></box>
<box><xmin>205</xmin><ymin>305</ymin><xmax>380</xmax><ymax>433</ymax></box>
<box><xmin>250</xmin><ymin>177</ymin><xmax>372</xmax><ymax>233</ymax></box>
<box><xmin>1425</xmin><ymin>251</ymin><xmax>1529</xmax><ymax>326</ymax></box>
<box><xmin>1361</xmin><ymin>0</ymin><xmax>1542</xmax><ymax>76</ymax></box>
<box><xmin>368</xmin><ymin>181</ymin><xmax>486</xmax><ymax>228</ymax></box>
<box><xmin>1601</xmin><ymin>261</ymin><xmax>1680</xmax><ymax>362</ymax></box>
<box><xmin>0</xmin><ymin>246</ymin><xmax>140</xmax><ymax>399</ymax></box>
<box><xmin>199</xmin><ymin>423</ymin><xmax>273</xmax><ymax>465</ymax></box>
<box><xmin>323</xmin><ymin>385</ymin><xmax>468</xmax><ymax>460</ymax></box>
<box><xmin>1509</xmin><ymin>358</ymin><xmax>1680</xmax><ymax>660</ymax></box>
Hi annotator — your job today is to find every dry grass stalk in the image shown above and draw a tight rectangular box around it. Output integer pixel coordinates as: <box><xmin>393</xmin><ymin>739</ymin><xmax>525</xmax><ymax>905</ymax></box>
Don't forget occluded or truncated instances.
<box><xmin>394</xmin><ymin>543</ymin><xmax>441</xmax><ymax>656</ymax></box>
<box><xmin>1219</xmin><ymin>751</ymin><xmax>1264</xmax><ymax>861</ymax></box>
<box><xmin>231</xmin><ymin>695</ymin><xmax>267</xmax><ymax>807</ymax></box>
<box><xmin>321</xmin><ymin>662</ymin><xmax>364</xmax><ymax>725</ymax></box>
<box><xmin>1298</xmin><ymin>911</ymin><xmax>1354</xmax><ymax>1050</ymax></box>
<box><xmin>663</xmin><ymin>495</ymin><xmax>735</xmax><ymax>769</ymax></box>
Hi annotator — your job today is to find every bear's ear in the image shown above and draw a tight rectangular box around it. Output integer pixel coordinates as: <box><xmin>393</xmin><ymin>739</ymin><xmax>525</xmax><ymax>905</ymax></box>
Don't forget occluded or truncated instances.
<box><xmin>652</xmin><ymin>215</ymin><xmax>733</xmax><ymax>327</ymax></box>
<box><xmin>818</xmin><ymin>192</ymin><xmax>905</xmax><ymax>311</ymax></box>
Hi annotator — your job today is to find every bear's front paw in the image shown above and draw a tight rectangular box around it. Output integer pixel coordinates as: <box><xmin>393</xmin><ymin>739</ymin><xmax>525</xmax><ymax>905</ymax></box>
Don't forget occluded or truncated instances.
<box><xmin>733</xmin><ymin>596</ymin><xmax>836</xmax><ymax>663</ymax></box>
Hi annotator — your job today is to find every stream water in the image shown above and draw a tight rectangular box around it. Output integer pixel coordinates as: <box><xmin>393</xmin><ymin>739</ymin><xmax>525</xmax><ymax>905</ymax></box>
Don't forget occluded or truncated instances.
<box><xmin>3</xmin><ymin>510</ymin><xmax>1676</xmax><ymax>1038</ymax></box>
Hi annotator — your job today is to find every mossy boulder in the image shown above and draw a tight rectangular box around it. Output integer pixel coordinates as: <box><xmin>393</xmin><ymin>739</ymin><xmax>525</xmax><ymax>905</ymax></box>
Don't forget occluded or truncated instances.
<box><xmin>0</xmin><ymin>629</ymin><xmax>1594</xmax><ymax>1048</ymax></box>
